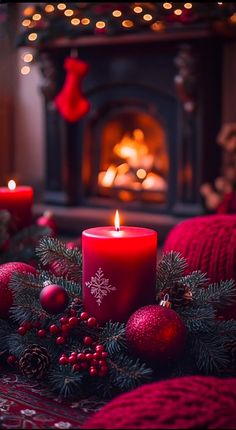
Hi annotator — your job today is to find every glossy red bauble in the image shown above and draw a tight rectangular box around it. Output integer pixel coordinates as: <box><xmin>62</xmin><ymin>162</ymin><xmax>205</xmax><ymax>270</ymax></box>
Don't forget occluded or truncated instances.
<box><xmin>40</xmin><ymin>284</ymin><xmax>69</xmax><ymax>315</ymax></box>
<box><xmin>0</xmin><ymin>262</ymin><xmax>36</xmax><ymax>319</ymax></box>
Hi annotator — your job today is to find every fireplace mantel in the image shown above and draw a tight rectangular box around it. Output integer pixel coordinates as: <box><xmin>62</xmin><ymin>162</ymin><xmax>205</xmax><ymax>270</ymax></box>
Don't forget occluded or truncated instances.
<box><xmin>26</xmin><ymin>21</ymin><xmax>236</xmax><ymax>51</ymax></box>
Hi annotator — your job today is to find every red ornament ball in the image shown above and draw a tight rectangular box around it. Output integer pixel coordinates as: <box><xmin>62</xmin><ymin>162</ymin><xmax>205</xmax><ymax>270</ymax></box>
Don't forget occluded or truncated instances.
<box><xmin>0</xmin><ymin>262</ymin><xmax>36</xmax><ymax>319</ymax></box>
<box><xmin>36</xmin><ymin>210</ymin><xmax>57</xmax><ymax>236</ymax></box>
<box><xmin>126</xmin><ymin>304</ymin><xmax>186</xmax><ymax>363</ymax></box>
<box><xmin>40</xmin><ymin>283</ymin><xmax>69</xmax><ymax>315</ymax></box>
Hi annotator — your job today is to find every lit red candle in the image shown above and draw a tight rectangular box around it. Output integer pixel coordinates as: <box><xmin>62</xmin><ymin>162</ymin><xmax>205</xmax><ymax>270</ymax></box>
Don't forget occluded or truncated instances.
<box><xmin>82</xmin><ymin>211</ymin><xmax>157</xmax><ymax>324</ymax></box>
<box><xmin>0</xmin><ymin>180</ymin><xmax>33</xmax><ymax>229</ymax></box>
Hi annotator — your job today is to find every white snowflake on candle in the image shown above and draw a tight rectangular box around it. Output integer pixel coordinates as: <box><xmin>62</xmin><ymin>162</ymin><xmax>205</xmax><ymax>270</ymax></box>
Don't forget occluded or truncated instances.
<box><xmin>85</xmin><ymin>268</ymin><xmax>116</xmax><ymax>306</ymax></box>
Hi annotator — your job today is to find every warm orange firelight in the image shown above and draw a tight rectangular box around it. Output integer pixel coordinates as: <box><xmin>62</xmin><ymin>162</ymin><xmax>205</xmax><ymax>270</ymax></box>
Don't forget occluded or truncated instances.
<box><xmin>8</xmin><ymin>180</ymin><xmax>16</xmax><ymax>191</ymax></box>
<box><xmin>114</xmin><ymin>210</ymin><xmax>120</xmax><ymax>232</ymax></box>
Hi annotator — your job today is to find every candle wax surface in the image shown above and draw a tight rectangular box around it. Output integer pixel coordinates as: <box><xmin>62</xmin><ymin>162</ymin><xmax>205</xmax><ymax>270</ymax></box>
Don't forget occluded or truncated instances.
<box><xmin>0</xmin><ymin>186</ymin><xmax>33</xmax><ymax>229</ymax></box>
<box><xmin>82</xmin><ymin>226</ymin><xmax>158</xmax><ymax>324</ymax></box>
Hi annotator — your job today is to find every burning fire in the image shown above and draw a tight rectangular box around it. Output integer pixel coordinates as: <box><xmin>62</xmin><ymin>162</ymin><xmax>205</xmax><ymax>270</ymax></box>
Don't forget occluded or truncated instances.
<box><xmin>98</xmin><ymin>128</ymin><xmax>167</xmax><ymax>194</ymax></box>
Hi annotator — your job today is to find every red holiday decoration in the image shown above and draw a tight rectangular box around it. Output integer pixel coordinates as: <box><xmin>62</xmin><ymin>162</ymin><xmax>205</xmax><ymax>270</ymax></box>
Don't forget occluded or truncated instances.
<box><xmin>40</xmin><ymin>283</ymin><xmax>69</xmax><ymax>315</ymax></box>
<box><xmin>0</xmin><ymin>262</ymin><xmax>36</xmax><ymax>319</ymax></box>
<box><xmin>36</xmin><ymin>210</ymin><xmax>57</xmax><ymax>236</ymax></box>
<box><xmin>126</xmin><ymin>303</ymin><xmax>186</xmax><ymax>362</ymax></box>
<box><xmin>54</xmin><ymin>56</ymin><xmax>90</xmax><ymax>122</ymax></box>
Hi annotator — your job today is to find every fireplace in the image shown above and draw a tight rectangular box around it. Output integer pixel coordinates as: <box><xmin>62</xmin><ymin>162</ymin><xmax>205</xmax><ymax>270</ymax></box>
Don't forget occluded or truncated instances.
<box><xmin>88</xmin><ymin>104</ymin><xmax>168</xmax><ymax>204</ymax></box>
<box><xmin>39</xmin><ymin>33</ymin><xmax>222</xmax><ymax>223</ymax></box>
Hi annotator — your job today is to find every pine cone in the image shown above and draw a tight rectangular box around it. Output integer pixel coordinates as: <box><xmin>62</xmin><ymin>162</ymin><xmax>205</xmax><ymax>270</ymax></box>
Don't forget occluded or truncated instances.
<box><xmin>158</xmin><ymin>284</ymin><xmax>193</xmax><ymax>308</ymax></box>
<box><xmin>19</xmin><ymin>344</ymin><xmax>50</xmax><ymax>380</ymax></box>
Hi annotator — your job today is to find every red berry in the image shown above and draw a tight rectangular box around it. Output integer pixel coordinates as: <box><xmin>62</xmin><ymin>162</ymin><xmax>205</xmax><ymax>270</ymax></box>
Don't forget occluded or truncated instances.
<box><xmin>83</xmin><ymin>336</ymin><xmax>93</xmax><ymax>346</ymax></box>
<box><xmin>91</xmin><ymin>359</ymin><xmax>98</xmax><ymax>367</ymax></box>
<box><xmin>87</xmin><ymin>317</ymin><xmax>97</xmax><ymax>328</ymax></box>
<box><xmin>101</xmin><ymin>351</ymin><xmax>108</xmax><ymax>358</ymax></box>
<box><xmin>85</xmin><ymin>353</ymin><xmax>93</xmax><ymax>361</ymax></box>
<box><xmin>93</xmin><ymin>352</ymin><xmax>100</xmax><ymax>360</ymax></box>
<box><xmin>98</xmin><ymin>359</ymin><xmax>107</xmax><ymax>367</ymax></box>
<box><xmin>80</xmin><ymin>312</ymin><xmax>89</xmax><ymax>320</ymax></box>
<box><xmin>100</xmin><ymin>365</ymin><xmax>108</xmax><ymax>373</ymax></box>
<box><xmin>95</xmin><ymin>345</ymin><xmax>104</xmax><ymax>353</ymax></box>
<box><xmin>77</xmin><ymin>353</ymin><xmax>85</xmax><ymax>361</ymax></box>
<box><xmin>38</xmin><ymin>329</ymin><xmax>46</xmax><ymax>338</ymax></box>
<box><xmin>68</xmin><ymin>317</ymin><xmax>79</xmax><ymax>328</ymax></box>
<box><xmin>49</xmin><ymin>324</ymin><xmax>59</xmax><ymax>335</ymax></box>
<box><xmin>23</xmin><ymin>321</ymin><xmax>32</xmax><ymax>330</ymax></box>
<box><xmin>7</xmin><ymin>355</ymin><xmax>16</xmax><ymax>365</ymax></box>
<box><xmin>72</xmin><ymin>364</ymin><xmax>80</xmax><ymax>372</ymax></box>
<box><xmin>61</xmin><ymin>324</ymin><xmax>70</xmax><ymax>335</ymax></box>
<box><xmin>98</xmin><ymin>367</ymin><xmax>108</xmax><ymax>377</ymax></box>
<box><xmin>89</xmin><ymin>367</ymin><xmax>97</xmax><ymax>376</ymax></box>
<box><xmin>81</xmin><ymin>361</ymin><xmax>89</xmax><ymax>370</ymax></box>
<box><xmin>56</xmin><ymin>336</ymin><xmax>65</xmax><ymax>345</ymax></box>
<box><xmin>33</xmin><ymin>321</ymin><xmax>41</xmax><ymax>328</ymax></box>
<box><xmin>68</xmin><ymin>355</ymin><xmax>77</xmax><ymax>364</ymax></box>
<box><xmin>71</xmin><ymin>352</ymin><xmax>77</xmax><ymax>356</ymax></box>
<box><xmin>18</xmin><ymin>326</ymin><xmax>27</xmax><ymax>336</ymax></box>
<box><xmin>60</xmin><ymin>317</ymin><xmax>68</xmax><ymax>325</ymax></box>
<box><xmin>59</xmin><ymin>356</ymin><xmax>68</xmax><ymax>365</ymax></box>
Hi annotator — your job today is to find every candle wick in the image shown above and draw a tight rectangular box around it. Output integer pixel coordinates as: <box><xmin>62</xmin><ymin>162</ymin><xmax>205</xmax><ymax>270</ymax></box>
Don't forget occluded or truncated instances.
<box><xmin>116</xmin><ymin>227</ymin><xmax>120</xmax><ymax>232</ymax></box>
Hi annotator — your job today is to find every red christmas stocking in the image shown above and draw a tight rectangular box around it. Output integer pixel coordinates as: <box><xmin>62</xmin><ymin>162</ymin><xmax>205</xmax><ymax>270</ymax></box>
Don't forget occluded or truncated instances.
<box><xmin>55</xmin><ymin>56</ymin><xmax>90</xmax><ymax>122</ymax></box>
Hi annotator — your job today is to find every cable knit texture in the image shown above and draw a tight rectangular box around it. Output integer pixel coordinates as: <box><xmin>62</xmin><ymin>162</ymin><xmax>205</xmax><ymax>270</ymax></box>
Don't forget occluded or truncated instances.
<box><xmin>83</xmin><ymin>376</ymin><xmax>236</xmax><ymax>429</ymax></box>
<box><xmin>163</xmin><ymin>214</ymin><xmax>236</xmax><ymax>318</ymax></box>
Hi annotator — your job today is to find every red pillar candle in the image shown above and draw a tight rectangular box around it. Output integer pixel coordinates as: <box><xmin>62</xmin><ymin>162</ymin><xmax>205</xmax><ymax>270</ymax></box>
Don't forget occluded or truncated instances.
<box><xmin>82</xmin><ymin>212</ymin><xmax>157</xmax><ymax>324</ymax></box>
<box><xmin>0</xmin><ymin>180</ymin><xmax>33</xmax><ymax>229</ymax></box>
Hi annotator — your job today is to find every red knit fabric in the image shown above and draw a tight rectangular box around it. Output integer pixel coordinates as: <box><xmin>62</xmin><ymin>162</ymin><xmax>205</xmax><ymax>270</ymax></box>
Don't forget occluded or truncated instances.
<box><xmin>83</xmin><ymin>376</ymin><xmax>236</xmax><ymax>429</ymax></box>
<box><xmin>163</xmin><ymin>215</ymin><xmax>236</xmax><ymax>318</ymax></box>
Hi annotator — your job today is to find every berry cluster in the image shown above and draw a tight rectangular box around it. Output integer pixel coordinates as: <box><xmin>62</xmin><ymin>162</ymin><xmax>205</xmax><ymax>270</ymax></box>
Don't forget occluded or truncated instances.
<box><xmin>17</xmin><ymin>311</ymin><xmax>98</xmax><ymax>345</ymax></box>
<box><xmin>59</xmin><ymin>341</ymin><xmax>109</xmax><ymax>377</ymax></box>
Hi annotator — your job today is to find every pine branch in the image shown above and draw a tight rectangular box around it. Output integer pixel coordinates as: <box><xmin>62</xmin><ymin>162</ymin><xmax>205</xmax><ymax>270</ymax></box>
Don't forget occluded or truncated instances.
<box><xmin>36</xmin><ymin>237</ymin><xmax>82</xmax><ymax>282</ymax></box>
<box><xmin>0</xmin><ymin>319</ymin><xmax>13</xmax><ymax>354</ymax></box>
<box><xmin>9</xmin><ymin>270</ymin><xmax>81</xmax><ymax>327</ymax></box>
<box><xmin>48</xmin><ymin>365</ymin><xmax>84</xmax><ymax>398</ymax></box>
<box><xmin>1</xmin><ymin>225</ymin><xmax>52</xmax><ymax>263</ymax></box>
<box><xmin>98</xmin><ymin>322</ymin><xmax>127</xmax><ymax>355</ymax></box>
<box><xmin>39</xmin><ymin>271</ymin><xmax>82</xmax><ymax>299</ymax></box>
<box><xmin>10</xmin><ymin>225</ymin><xmax>52</xmax><ymax>246</ymax></box>
<box><xmin>194</xmin><ymin>280</ymin><xmax>236</xmax><ymax>308</ymax></box>
<box><xmin>178</xmin><ymin>271</ymin><xmax>208</xmax><ymax>289</ymax></box>
<box><xmin>191</xmin><ymin>333</ymin><xmax>230</xmax><ymax>374</ymax></box>
<box><xmin>156</xmin><ymin>252</ymin><xmax>187</xmax><ymax>292</ymax></box>
<box><xmin>179</xmin><ymin>305</ymin><xmax>216</xmax><ymax>333</ymax></box>
<box><xmin>108</xmin><ymin>354</ymin><xmax>152</xmax><ymax>392</ymax></box>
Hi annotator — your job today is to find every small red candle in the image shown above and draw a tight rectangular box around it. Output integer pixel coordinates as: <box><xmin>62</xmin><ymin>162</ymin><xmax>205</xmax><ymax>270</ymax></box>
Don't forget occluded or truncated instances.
<box><xmin>82</xmin><ymin>211</ymin><xmax>158</xmax><ymax>324</ymax></box>
<box><xmin>0</xmin><ymin>180</ymin><xmax>33</xmax><ymax>229</ymax></box>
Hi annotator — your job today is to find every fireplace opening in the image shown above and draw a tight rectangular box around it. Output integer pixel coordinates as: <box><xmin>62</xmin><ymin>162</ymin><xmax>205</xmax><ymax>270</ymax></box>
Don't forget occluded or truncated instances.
<box><xmin>90</xmin><ymin>110</ymin><xmax>169</xmax><ymax>204</ymax></box>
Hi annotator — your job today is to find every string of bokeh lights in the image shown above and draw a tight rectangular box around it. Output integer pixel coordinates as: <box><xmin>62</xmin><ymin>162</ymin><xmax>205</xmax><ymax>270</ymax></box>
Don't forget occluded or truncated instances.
<box><xmin>20</xmin><ymin>2</ymin><xmax>235</xmax><ymax>76</ymax></box>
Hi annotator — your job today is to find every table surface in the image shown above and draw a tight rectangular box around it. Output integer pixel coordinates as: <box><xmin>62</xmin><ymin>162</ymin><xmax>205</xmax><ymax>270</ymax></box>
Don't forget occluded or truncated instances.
<box><xmin>0</xmin><ymin>372</ymin><xmax>105</xmax><ymax>429</ymax></box>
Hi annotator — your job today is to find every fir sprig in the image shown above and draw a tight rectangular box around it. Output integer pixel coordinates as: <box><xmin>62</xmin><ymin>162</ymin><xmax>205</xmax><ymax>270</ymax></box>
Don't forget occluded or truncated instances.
<box><xmin>108</xmin><ymin>354</ymin><xmax>153</xmax><ymax>392</ymax></box>
<box><xmin>1</xmin><ymin>241</ymin><xmax>236</xmax><ymax>400</ymax></box>
<box><xmin>49</xmin><ymin>365</ymin><xmax>84</xmax><ymax>398</ymax></box>
<box><xmin>191</xmin><ymin>333</ymin><xmax>231</xmax><ymax>374</ymax></box>
<box><xmin>194</xmin><ymin>280</ymin><xmax>236</xmax><ymax>308</ymax></box>
<box><xmin>156</xmin><ymin>251</ymin><xmax>187</xmax><ymax>291</ymax></box>
<box><xmin>36</xmin><ymin>237</ymin><xmax>82</xmax><ymax>282</ymax></box>
<box><xmin>98</xmin><ymin>321</ymin><xmax>127</xmax><ymax>355</ymax></box>
<box><xmin>0</xmin><ymin>224</ymin><xmax>52</xmax><ymax>264</ymax></box>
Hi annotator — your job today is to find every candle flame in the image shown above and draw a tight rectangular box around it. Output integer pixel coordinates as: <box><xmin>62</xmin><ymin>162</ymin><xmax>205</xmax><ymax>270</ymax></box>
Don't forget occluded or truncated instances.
<box><xmin>8</xmin><ymin>180</ymin><xmax>16</xmax><ymax>191</ymax></box>
<box><xmin>114</xmin><ymin>210</ymin><xmax>120</xmax><ymax>232</ymax></box>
